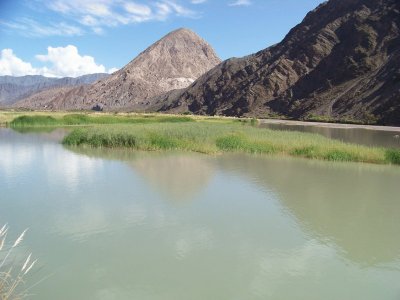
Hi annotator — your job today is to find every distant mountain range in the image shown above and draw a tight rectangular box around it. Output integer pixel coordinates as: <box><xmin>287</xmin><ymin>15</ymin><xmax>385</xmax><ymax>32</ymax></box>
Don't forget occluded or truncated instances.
<box><xmin>13</xmin><ymin>0</ymin><xmax>400</xmax><ymax>125</ymax></box>
<box><xmin>0</xmin><ymin>73</ymin><xmax>109</xmax><ymax>106</ymax></box>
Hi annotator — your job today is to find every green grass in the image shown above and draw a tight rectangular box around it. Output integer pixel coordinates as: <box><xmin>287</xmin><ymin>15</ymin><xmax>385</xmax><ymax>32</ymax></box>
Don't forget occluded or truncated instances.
<box><xmin>385</xmin><ymin>149</ymin><xmax>400</xmax><ymax>165</ymax></box>
<box><xmin>10</xmin><ymin>115</ymin><xmax>59</xmax><ymax>126</ymax></box>
<box><xmin>5</xmin><ymin>112</ymin><xmax>400</xmax><ymax>165</ymax></box>
<box><xmin>62</xmin><ymin>122</ymin><xmax>400</xmax><ymax>165</ymax></box>
<box><xmin>9</xmin><ymin>114</ymin><xmax>194</xmax><ymax>127</ymax></box>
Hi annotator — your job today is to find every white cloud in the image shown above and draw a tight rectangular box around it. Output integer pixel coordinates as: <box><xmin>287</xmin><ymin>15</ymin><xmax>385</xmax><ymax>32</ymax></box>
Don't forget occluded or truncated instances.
<box><xmin>92</xmin><ymin>27</ymin><xmax>105</xmax><ymax>35</ymax></box>
<box><xmin>229</xmin><ymin>0</ymin><xmax>252</xmax><ymax>6</ymax></box>
<box><xmin>36</xmin><ymin>45</ymin><xmax>107</xmax><ymax>77</ymax></box>
<box><xmin>81</xmin><ymin>15</ymin><xmax>99</xmax><ymax>26</ymax></box>
<box><xmin>0</xmin><ymin>46</ymin><xmax>117</xmax><ymax>78</ymax></box>
<box><xmin>0</xmin><ymin>18</ymin><xmax>83</xmax><ymax>37</ymax></box>
<box><xmin>108</xmin><ymin>67</ymin><xmax>119</xmax><ymax>74</ymax></box>
<box><xmin>0</xmin><ymin>49</ymin><xmax>38</xmax><ymax>76</ymax></box>
<box><xmin>163</xmin><ymin>0</ymin><xmax>197</xmax><ymax>17</ymax></box>
<box><xmin>123</xmin><ymin>2</ymin><xmax>152</xmax><ymax>17</ymax></box>
<box><xmin>154</xmin><ymin>2</ymin><xmax>172</xmax><ymax>18</ymax></box>
<box><xmin>39</xmin><ymin>0</ymin><xmax>198</xmax><ymax>35</ymax></box>
<box><xmin>1</xmin><ymin>1</ymin><xmax>199</xmax><ymax>37</ymax></box>
<box><xmin>191</xmin><ymin>0</ymin><xmax>207</xmax><ymax>4</ymax></box>
<box><xmin>47</xmin><ymin>0</ymin><xmax>111</xmax><ymax>17</ymax></box>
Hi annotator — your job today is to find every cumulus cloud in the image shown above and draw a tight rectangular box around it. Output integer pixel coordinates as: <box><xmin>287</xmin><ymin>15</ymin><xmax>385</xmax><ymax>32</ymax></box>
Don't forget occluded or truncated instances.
<box><xmin>229</xmin><ymin>0</ymin><xmax>252</xmax><ymax>6</ymax></box>
<box><xmin>0</xmin><ymin>49</ymin><xmax>38</xmax><ymax>76</ymax></box>
<box><xmin>0</xmin><ymin>46</ymin><xmax>117</xmax><ymax>77</ymax></box>
<box><xmin>36</xmin><ymin>45</ymin><xmax>108</xmax><ymax>77</ymax></box>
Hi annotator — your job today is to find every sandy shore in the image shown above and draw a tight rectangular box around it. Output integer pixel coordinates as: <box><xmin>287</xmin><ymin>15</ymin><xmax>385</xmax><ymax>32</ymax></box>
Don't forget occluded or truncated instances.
<box><xmin>259</xmin><ymin>119</ymin><xmax>400</xmax><ymax>133</ymax></box>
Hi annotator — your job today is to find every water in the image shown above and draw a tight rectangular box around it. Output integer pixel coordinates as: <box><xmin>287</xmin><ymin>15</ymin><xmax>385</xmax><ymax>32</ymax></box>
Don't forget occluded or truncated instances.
<box><xmin>1</xmin><ymin>128</ymin><xmax>400</xmax><ymax>300</ymax></box>
<box><xmin>260</xmin><ymin>122</ymin><xmax>400</xmax><ymax>149</ymax></box>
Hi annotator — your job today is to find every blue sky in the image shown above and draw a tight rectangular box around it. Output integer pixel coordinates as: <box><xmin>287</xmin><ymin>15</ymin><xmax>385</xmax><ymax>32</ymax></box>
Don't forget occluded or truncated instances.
<box><xmin>0</xmin><ymin>0</ymin><xmax>324</xmax><ymax>77</ymax></box>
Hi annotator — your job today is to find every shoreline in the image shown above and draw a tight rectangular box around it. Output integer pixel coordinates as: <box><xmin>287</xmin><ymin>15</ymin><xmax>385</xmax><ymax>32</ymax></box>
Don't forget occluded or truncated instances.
<box><xmin>4</xmin><ymin>113</ymin><xmax>400</xmax><ymax>165</ymax></box>
<box><xmin>259</xmin><ymin>119</ymin><xmax>400</xmax><ymax>132</ymax></box>
<box><xmin>1</xmin><ymin>110</ymin><xmax>400</xmax><ymax>132</ymax></box>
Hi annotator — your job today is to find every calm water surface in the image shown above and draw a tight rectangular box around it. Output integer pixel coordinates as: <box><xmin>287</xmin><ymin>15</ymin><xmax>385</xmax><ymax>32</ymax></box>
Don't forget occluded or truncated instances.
<box><xmin>1</xmin><ymin>128</ymin><xmax>400</xmax><ymax>300</ymax></box>
<box><xmin>260</xmin><ymin>122</ymin><xmax>400</xmax><ymax>148</ymax></box>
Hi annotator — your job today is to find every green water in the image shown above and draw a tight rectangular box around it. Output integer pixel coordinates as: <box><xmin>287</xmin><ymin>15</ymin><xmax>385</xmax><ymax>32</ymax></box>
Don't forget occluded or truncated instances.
<box><xmin>1</xmin><ymin>128</ymin><xmax>400</xmax><ymax>300</ymax></box>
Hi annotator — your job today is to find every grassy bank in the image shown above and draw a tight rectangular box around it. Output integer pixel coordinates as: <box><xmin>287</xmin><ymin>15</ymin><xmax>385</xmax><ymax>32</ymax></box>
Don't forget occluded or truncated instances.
<box><xmin>9</xmin><ymin>113</ymin><xmax>195</xmax><ymax>127</ymax></box>
<box><xmin>0</xmin><ymin>110</ymin><xmax>70</xmax><ymax>126</ymax></box>
<box><xmin>4</xmin><ymin>111</ymin><xmax>399</xmax><ymax>165</ymax></box>
<box><xmin>62</xmin><ymin>122</ymin><xmax>400</xmax><ymax>165</ymax></box>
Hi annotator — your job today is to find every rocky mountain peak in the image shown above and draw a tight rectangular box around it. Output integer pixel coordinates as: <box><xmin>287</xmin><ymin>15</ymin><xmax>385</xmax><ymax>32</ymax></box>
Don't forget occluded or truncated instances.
<box><xmin>118</xmin><ymin>27</ymin><xmax>220</xmax><ymax>83</ymax></box>
<box><xmin>15</xmin><ymin>28</ymin><xmax>221</xmax><ymax>110</ymax></box>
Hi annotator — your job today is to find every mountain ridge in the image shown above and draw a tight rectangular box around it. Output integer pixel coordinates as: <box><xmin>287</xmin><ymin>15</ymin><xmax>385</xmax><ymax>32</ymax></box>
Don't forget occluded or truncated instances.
<box><xmin>16</xmin><ymin>28</ymin><xmax>221</xmax><ymax>111</ymax></box>
<box><xmin>0</xmin><ymin>73</ymin><xmax>109</xmax><ymax>106</ymax></box>
<box><xmin>156</xmin><ymin>0</ymin><xmax>400</xmax><ymax>125</ymax></box>
<box><xmin>13</xmin><ymin>2</ymin><xmax>400</xmax><ymax>125</ymax></box>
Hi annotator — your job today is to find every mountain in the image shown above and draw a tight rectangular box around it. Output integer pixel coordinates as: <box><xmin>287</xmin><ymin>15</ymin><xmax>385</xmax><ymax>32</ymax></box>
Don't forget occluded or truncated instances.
<box><xmin>157</xmin><ymin>0</ymin><xmax>400</xmax><ymax>125</ymax></box>
<box><xmin>16</xmin><ymin>28</ymin><xmax>221</xmax><ymax>111</ymax></box>
<box><xmin>0</xmin><ymin>74</ymin><xmax>109</xmax><ymax>106</ymax></box>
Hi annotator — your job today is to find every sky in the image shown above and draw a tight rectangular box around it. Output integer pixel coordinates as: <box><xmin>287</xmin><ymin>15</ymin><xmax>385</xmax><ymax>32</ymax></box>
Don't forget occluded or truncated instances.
<box><xmin>0</xmin><ymin>0</ymin><xmax>324</xmax><ymax>78</ymax></box>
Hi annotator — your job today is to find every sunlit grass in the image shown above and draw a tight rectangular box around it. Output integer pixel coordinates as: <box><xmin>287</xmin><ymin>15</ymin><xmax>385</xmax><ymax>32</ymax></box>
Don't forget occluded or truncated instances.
<box><xmin>1</xmin><ymin>110</ymin><xmax>254</xmax><ymax>126</ymax></box>
<box><xmin>0</xmin><ymin>110</ymin><xmax>72</xmax><ymax>126</ymax></box>
<box><xmin>4</xmin><ymin>111</ymin><xmax>399</xmax><ymax>165</ymax></box>
<box><xmin>62</xmin><ymin>122</ymin><xmax>400</xmax><ymax>165</ymax></box>
<box><xmin>9</xmin><ymin>114</ymin><xmax>195</xmax><ymax>127</ymax></box>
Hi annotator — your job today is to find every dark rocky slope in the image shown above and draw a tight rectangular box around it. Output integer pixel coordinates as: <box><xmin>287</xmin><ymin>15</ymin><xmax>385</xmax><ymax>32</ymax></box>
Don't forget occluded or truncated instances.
<box><xmin>158</xmin><ymin>0</ymin><xmax>400</xmax><ymax>125</ymax></box>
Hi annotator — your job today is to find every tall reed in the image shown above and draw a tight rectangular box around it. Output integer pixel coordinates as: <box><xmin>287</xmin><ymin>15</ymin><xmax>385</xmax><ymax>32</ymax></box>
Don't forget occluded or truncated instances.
<box><xmin>0</xmin><ymin>225</ymin><xmax>36</xmax><ymax>300</ymax></box>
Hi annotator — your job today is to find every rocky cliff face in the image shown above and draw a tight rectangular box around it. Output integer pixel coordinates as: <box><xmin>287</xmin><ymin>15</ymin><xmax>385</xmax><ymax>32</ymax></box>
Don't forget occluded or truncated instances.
<box><xmin>159</xmin><ymin>0</ymin><xmax>400</xmax><ymax>125</ymax></box>
<box><xmin>0</xmin><ymin>74</ymin><xmax>108</xmax><ymax>106</ymax></box>
<box><xmin>16</xmin><ymin>28</ymin><xmax>221</xmax><ymax>111</ymax></box>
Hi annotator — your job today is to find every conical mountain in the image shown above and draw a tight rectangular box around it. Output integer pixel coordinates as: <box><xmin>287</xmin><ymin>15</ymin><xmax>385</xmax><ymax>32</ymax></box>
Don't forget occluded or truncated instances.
<box><xmin>16</xmin><ymin>28</ymin><xmax>221</xmax><ymax>110</ymax></box>
<box><xmin>159</xmin><ymin>0</ymin><xmax>400</xmax><ymax>125</ymax></box>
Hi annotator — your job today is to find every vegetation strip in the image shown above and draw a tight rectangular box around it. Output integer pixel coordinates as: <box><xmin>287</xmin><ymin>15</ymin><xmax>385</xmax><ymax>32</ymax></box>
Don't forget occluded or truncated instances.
<box><xmin>60</xmin><ymin>122</ymin><xmax>400</xmax><ymax>165</ymax></box>
<box><xmin>9</xmin><ymin>114</ymin><xmax>194</xmax><ymax>126</ymax></box>
<box><xmin>6</xmin><ymin>113</ymin><xmax>400</xmax><ymax>165</ymax></box>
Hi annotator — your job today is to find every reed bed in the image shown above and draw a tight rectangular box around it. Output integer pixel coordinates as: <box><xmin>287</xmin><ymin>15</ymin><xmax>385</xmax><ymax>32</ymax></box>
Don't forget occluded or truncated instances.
<box><xmin>62</xmin><ymin>122</ymin><xmax>400</xmax><ymax>165</ymax></box>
